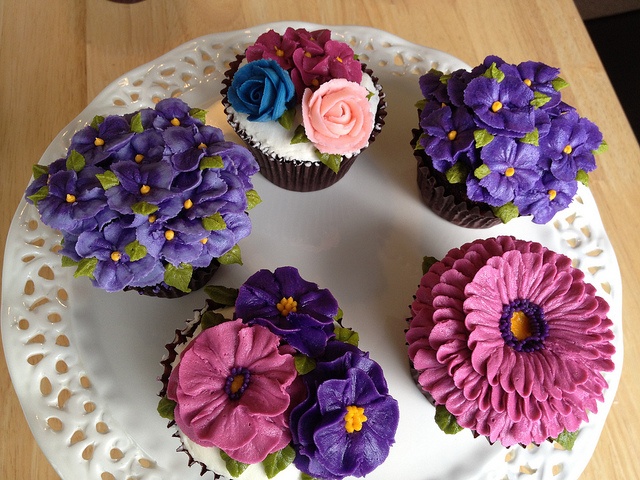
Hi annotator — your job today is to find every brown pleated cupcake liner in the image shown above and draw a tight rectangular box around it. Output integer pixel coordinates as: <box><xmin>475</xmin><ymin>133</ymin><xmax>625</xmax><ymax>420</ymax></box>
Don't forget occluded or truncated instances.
<box><xmin>221</xmin><ymin>55</ymin><xmax>387</xmax><ymax>192</ymax></box>
<box><xmin>411</xmin><ymin>128</ymin><xmax>502</xmax><ymax>229</ymax></box>
<box><xmin>124</xmin><ymin>258</ymin><xmax>220</xmax><ymax>298</ymax></box>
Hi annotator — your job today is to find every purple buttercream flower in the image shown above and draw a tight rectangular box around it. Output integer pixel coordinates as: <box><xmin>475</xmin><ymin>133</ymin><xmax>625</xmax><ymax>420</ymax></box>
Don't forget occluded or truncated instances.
<box><xmin>516</xmin><ymin>60</ymin><xmax>562</xmax><ymax>109</ymax></box>
<box><xmin>464</xmin><ymin>75</ymin><xmax>536</xmax><ymax>137</ymax></box>
<box><xmin>515</xmin><ymin>173</ymin><xmax>578</xmax><ymax>224</ymax></box>
<box><xmin>235</xmin><ymin>266</ymin><xmax>339</xmax><ymax>357</ymax></box>
<box><xmin>419</xmin><ymin>69</ymin><xmax>450</xmax><ymax>104</ymax></box>
<box><xmin>152</xmin><ymin>97</ymin><xmax>204</xmax><ymax>130</ymax></box>
<box><xmin>420</xmin><ymin>105</ymin><xmax>476</xmax><ymax>168</ymax></box>
<box><xmin>471</xmin><ymin>136</ymin><xmax>541</xmax><ymax>205</ymax></box>
<box><xmin>290</xmin><ymin>342</ymin><xmax>399</xmax><ymax>479</ymax></box>
<box><xmin>68</xmin><ymin>115</ymin><xmax>133</xmax><ymax>166</ymax></box>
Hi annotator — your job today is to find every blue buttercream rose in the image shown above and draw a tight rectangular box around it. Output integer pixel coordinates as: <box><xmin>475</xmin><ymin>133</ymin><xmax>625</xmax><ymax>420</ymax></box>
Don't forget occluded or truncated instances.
<box><xmin>228</xmin><ymin>59</ymin><xmax>295</xmax><ymax>122</ymax></box>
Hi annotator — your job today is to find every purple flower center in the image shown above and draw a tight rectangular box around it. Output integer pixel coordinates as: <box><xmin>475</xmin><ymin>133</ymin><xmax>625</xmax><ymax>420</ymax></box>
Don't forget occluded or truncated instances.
<box><xmin>499</xmin><ymin>299</ymin><xmax>548</xmax><ymax>352</ymax></box>
<box><xmin>224</xmin><ymin>366</ymin><xmax>251</xmax><ymax>400</ymax></box>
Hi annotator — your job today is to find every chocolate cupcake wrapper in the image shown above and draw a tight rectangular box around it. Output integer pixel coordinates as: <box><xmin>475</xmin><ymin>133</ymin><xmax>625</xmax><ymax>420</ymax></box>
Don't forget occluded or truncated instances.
<box><xmin>222</xmin><ymin>55</ymin><xmax>387</xmax><ymax>192</ymax></box>
<box><xmin>124</xmin><ymin>259</ymin><xmax>220</xmax><ymax>298</ymax></box>
<box><xmin>411</xmin><ymin>128</ymin><xmax>502</xmax><ymax>229</ymax></box>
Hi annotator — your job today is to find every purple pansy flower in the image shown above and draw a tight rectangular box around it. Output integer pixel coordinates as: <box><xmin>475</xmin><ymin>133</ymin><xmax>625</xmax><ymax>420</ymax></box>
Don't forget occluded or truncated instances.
<box><xmin>152</xmin><ymin>97</ymin><xmax>204</xmax><ymax>130</ymax></box>
<box><xmin>235</xmin><ymin>266</ymin><xmax>339</xmax><ymax>357</ymax></box>
<box><xmin>516</xmin><ymin>173</ymin><xmax>578</xmax><ymax>224</ymax></box>
<box><xmin>290</xmin><ymin>342</ymin><xmax>399</xmax><ymax>479</ymax></box>
<box><xmin>68</xmin><ymin>115</ymin><xmax>133</xmax><ymax>166</ymax></box>
<box><xmin>420</xmin><ymin>105</ymin><xmax>476</xmax><ymax>169</ymax></box>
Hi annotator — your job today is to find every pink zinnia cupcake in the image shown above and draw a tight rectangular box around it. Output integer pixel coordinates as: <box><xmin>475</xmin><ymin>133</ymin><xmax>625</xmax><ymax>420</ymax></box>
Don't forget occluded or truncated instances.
<box><xmin>406</xmin><ymin>236</ymin><xmax>615</xmax><ymax>447</ymax></box>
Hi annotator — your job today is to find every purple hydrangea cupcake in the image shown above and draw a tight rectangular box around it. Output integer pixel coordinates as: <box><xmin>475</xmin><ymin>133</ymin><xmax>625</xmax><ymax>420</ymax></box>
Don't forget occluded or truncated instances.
<box><xmin>412</xmin><ymin>56</ymin><xmax>607</xmax><ymax>228</ymax></box>
<box><xmin>221</xmin><ymin>27</ymin><xmax>386</xmax><ymax>192</ymax></box>
<box><xmin>159</xmin><ymin>266</ymin><xmax>399</xmax><ymax>479</ymax></box>
<box><xmin>406</xmin><ymin>236</ymin><xmax>615</xmax><ymax>448</ymax></box>
<box><xmin>24</xmin><ymin>98</ymin><xmax>261</xmax><ymax>297</ymax></box>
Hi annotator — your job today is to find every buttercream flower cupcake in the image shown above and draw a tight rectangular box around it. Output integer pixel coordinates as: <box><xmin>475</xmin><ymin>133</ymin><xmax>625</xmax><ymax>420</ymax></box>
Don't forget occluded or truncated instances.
<box><xmin>24</xmin><ymin>98</ymin><xmax>261</xmax><ymax>297</ymax></box>
<box><xmin>221</xmin><ymin>27</ymin><xmax>386</xmax><ymax>192</ymax></box>
<box><xmin>159</xmin><ymin>266</ymin><xmax>399</xmax><ymax>479</ymax></box>
<box><xmin>405</xmin><ymin>236</ymin><xmax>615</xmax><ymax>448</ymax></box>
<box><xmin>412</xmin><ymin>56</ymin><xmax>606</xmax><ymax>228</ymax></box>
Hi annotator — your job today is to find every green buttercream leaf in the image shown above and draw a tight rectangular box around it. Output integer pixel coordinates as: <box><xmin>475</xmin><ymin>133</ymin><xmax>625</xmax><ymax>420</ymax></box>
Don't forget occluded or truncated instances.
<box><xmin>414</xmin><ymin>133</ymin><xmax>427</xmax><ymax>151</ymax></box>
<box><xmin>66</xmin><ymin>150</ymin><xmax>86</xmax><ymax>172</ymax></box>
<box><xmin>164</xmin><ymin>263</ymin><xmax>193</xmax><ymax>293</ymax></box>
<box><xmin>439</xmin><ymin>73</ymin><xmax>451</xmax><ymax>85</ymax></box>
<box><xmin>301</xmin><ymin>474</ymin><xmax>322</xmax><ymax>480</ymax></box>
<box><xmin>294</xmin><ymin>354</ymin><xmax>317</xmax><ymax>375</ymax></box>
<box><xmin>200</xmin><ymin>311</ymin><xmax>227</xmax><ymax>330</ymax></box>
<box><xmin>157</xmin><ymin>396</ymin><xmax>176</xmax><ymax>420</ymax></box>
<box><xmin>576</xmin><ymin>169</ymin><xmax>589</xmax><ymax>187</ymax></box>
<box><xmin>202</xmin><ymin>212</ymin><xmax>226</xmax><ymax>231</ymax></box>
<box><xmin>594</xmin><ymin>139</ymin><xmax>608</xmax><ymax>154</ymax></box>
<box><xmin>483</xmin><ymin>62</ymin><xmax>505</xmax><ymax>82</ymax></box>
<box><xmin>474</xmin><ymin>129</ymin><xmax>494</xmax><ymax>148</ymax></box>
<box><xmin>551</xmin><ymin>76</ymin><xmax>569</xmax><ymax>91</ymax></box>
<box><xmin>334</xmin><ymin>326</ymin><xmax>359</xmax><ymax>346</ymax></box>
<box><xmin>200</xmin><ymin>155</ymin><xmax>224</xmax><ymax>170</ymax></box>
<box><xmin>61</xmin><ymin>255</ymin><xmax>79</xmax><ymax>268</ymax></box>
<box><xmin>90</xmin><ymin>115</ymin><xmax>105</xmax><ymax>129</ymax></box>
<box><xmin>130</xmin><ymin>112</ymin><xmax>144</xmax><ymax>133</ymax></box>
<box><xmin>415</xmin><ymin>98</ymin><xmax>428</xmax><ymax>110</ymax></box>
<box><xmin>316</xmin><ymin>151</ymin><xmax>342</xmax><ymax>174</ymax></box>
<box><xmin>520</xmin><ymin>128</ymin><xmax>539</xmax><ymax>146</ymax></box>
<box><xmin>189</xmin><ymin>107</ymin><xmax>207</xmax><ymax>123</ymax></box>
<box><xmin>218</xmin><ymin>244</ymin><xmax>242</xmax><ymax>265</ymax></box>
<box><xmin>131</xmin><ymin>201</ymin><xmax>159</xmax><ymax>216</ymax></box>
<box><xmin>74</xmin><ymin>257</ymin><xmax>98</xmax><ymax>279</ymax></box>
<box><xmin>27</xmin><ymin>186</ymin><xmax>49</xmax><ymax>206</ymax></box>
<box><xmin>32</xmin><ymin>164</ymin><xmax>49</xmax><ymax>180</ymax></box>
<box><xmin>291</xmin><ymin>124</ymin><xmax>310</xmax><ymax>144</ymax></box>
<box><xmin>334</xmin><ymin>307</ymin><xmax>344</xmax><ymax>323</ymax></box>
<box><xmin>492</xmin><ymin>202</ymin><xmax>520</xmax><ymax>223</ymax></box>
<box><xmin>445</xmin><ymin>162</ymin><xmax>469</xmax><ymax>184</ymax></box>
<box><xmin>246</xmin><ymin>189</ymin><xmax>262</xmax><ymax>210</ymax></box>
<box><xmin>219</xmin><ymin>450</ymin><xmax>250</xmax><ymax>477</ymax></box>
<box><xmin>530</xmin><ymin>91</ymin><xmax>551</xmax><ymax>109</ymax></box>
<box><xmin>434</xmin><ymin>404</ymin><xmax>464</xmax><ymax>434</ymax></box>
<box><xmin>554</xmin><ymin>429</ymin><xmax>579</xmax><ymax>450</ymax></box>
<box><xmin>366</xmin><ymin>89</ymin><xmax>375</xmax><ymax>100</ymax></box>
<box><xmin>124</xmin><ymin>240</ymin><xmax>147</xmax><ymax>262</ymax></box>
<box><xmin>278</xmin><ymin>108</ymin><xmax>296</xmax><ymax>130</ymax></box>
<box><xmin>474</xmin><ymin>164</ymin><xmax>491</xmax><ymax>180</ymax></box>
<box><xmin>263</xmin><ymin>445</ymin><xmax>296</xmax><ymax>479</ymax></box>
<box><xmin>96</xmin><ymin>170</ymin><xmax>120</xmax><ymax>190</ymax></box>
<box><xmin>203</xmin><ymin>285</ymin><xmax>238</xmax><ymax>306</ymax></box>
<box><xmin>422</xmin><ymin>256</ymin><xmax>439</xmax><ymax>275</ymax></box>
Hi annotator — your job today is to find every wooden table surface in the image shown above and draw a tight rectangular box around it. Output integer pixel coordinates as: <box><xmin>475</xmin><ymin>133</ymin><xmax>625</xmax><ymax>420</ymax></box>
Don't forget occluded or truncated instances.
<box><xmin>1</xmin><ymin>1</ymin><xmax>639</xmax><ymax>479</ymax></box>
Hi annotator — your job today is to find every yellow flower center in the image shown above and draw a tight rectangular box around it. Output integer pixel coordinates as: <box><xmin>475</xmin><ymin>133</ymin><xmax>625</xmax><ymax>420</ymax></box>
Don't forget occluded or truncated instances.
<box><xmin>563</xmin><ymin>144</ymin><xmax>573</xmax><ymax>154</ymax></box>
<box><xmin>510</xmin><ymin>310</ymin><xmax>534</xmax><ymax>341</ymax></box>
<box><xmin>336</xmin><ymin>56</ymin><xmax>343</xmax><ymax>63</ymax></box>
<box><xmin>200</xmin><ymin>238</ymin><xmax>208</xmax><ymax>244</ymax></box>
<box><xmin>523</xmin><ymin>78</ymin><xmax>532</xmax><ymax>87</ymax></box>
<box><xmin>198</xmin><ymin>142</ymin><xmax>207</xmax><ymax>150</ymax></box>
<box><xmin>344</xmin><ymin>405</ymin><xmax>367</xmax><ymax>433</ymax></box>
<box><xmin>94</xmin><ymin>137</ymin><xmax>105</xmax><ymax>146</ymax></box>
<box><xmin>229</xmin><ymin>374</ymin><xmax>246</xmax><ymax>395</ymax></box>
<box><xmin>304</xmin><ymin>51</ymin><xmax>312</xmax><ymax>58</ymax></box>
<box><xmin>66</xmin><ymin>193</ymin><xmax>76</xmax><ymax>203</ymax></box>
<box><xmin>164</xmin><ymin>230</ymin><xmax>175</xmax><ymax>241</ymax></box>
<box><xmin>170</xmin><ymin>118</ymin><xmax>180</xmax><ymax>126</ymax></box>
<box><xmin>548</xmin><ymin>189</ymin><xmax>557</xmax><ymax>201</ymax></box>
<box><xmin>311</xmin><ymin>78</ymin><xmax>319</xmax><ymax>87</ymax></box>
<box><xmin>148</xmin><ymin>214</ymin><xmax>157</xmax><ymax>223</ymax></box>
<box><xmin>140</xmin><ymin>184</ymin><xmax>151</xmax><ymax>195</ymax></box>
<box><xmin>447</xmin><ymin>130</ymin><xmax>457</xmax><ymax>141</ymax></box>
<box><xmin>276</xmin><ymin>296</ymin><xmax>298</xmax><ymax>316</ymax></box>
<box><xmin>491</xmin><ymin>100</ymin><xmax>503</xmax><ymax>112</ymax></box>
<box><xmin>110</xmin><ymin>251</ymin><xmax>122</xmax><ymax>262</ymax></box>
<box><xmin>275</xmin><ymin>47</ymin><xmax>284</xmax><ymax>57</ymax></box>
<box><xmin>134</xmin><ymin>154</ymin><xmax>144</xmax><ymax>163</ymax></box>
<box><xmin>505</xmin><ymin>167</ymin><xmax>515</xmax><ymax>177</ymax></box>
<box><xmin>183</xmin><ymin>199</ymin><xmax>193</xmax><ymax>209</ymax></box>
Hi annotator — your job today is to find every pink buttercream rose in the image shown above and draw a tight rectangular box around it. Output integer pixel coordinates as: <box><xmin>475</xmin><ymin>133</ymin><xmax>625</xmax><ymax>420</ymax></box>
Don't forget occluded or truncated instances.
<box><xmin>167</xmin><ymin>319</ymin><xmax>298</xmax><ymax>464</ymax></box>
<box><xmin>302</xmin><ymin>78</ymin><xmax>374</xmax><ymax>155</ymax></box>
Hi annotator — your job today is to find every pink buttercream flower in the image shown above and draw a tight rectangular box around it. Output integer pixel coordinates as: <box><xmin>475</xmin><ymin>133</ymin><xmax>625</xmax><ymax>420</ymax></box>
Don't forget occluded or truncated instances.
<box><xmin>406</xmin><ymin>236</ymin><xmax>615</xmax><ymax>447</ymax></box>
<box><xmin>167</xmin><ymin>319</ymin><xmax>298</xmax><ymax>463</ymax></box>
<box><xmin>301</xmin><ymin>78</ymin><xmax>374</xmax><ymax>155</ymax></box>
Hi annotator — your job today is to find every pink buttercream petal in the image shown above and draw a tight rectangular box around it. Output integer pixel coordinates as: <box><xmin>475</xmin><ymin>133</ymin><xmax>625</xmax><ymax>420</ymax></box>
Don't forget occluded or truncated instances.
<box><xmin>223</xmin><ymin>418</ymin><xmax>292</xmax><ymax>464</ymax></box>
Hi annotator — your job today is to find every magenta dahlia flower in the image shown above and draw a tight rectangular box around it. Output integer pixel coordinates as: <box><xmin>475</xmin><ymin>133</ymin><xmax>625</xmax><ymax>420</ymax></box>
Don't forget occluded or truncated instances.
<box><xmin>167</xmin><ymin>319</ymin><xmax>298</xmax><ymax>464</ymax></box>
<box><xmin>406</xmin><ymin>236</ymin><xmax>615</xmax><ymax>447</ymax></box>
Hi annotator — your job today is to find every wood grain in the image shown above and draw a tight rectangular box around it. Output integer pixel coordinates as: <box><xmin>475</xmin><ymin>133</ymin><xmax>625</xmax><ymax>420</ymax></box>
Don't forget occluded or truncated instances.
<box><xmin>1</xmin><ymin>1</ymin><xmax>639</xmax><ymax>479</ymax></box>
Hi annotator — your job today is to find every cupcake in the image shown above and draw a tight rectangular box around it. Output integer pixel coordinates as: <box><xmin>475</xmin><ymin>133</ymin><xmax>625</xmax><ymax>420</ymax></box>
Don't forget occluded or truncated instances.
<box><xmin>405</xmin><ymin>236</ymin><xmax>615</xmax><ymax>448</ymax></box>
<box><xmin>159</xmin><ymin>266</ymin><xmax>399</xmax><ymax>479</ymax></box>
<box><xmin>412</xmin><ymin>55</ymin><xmax>607</xmax><ymax>228</ymax></box>
<box><xmin>24</xmin><ymin>98</ymin><xmax>261</xmax><ymax>297</ymax></box>
<box><xmin>221</xmin><ymin>27</ymin><xmax>386</xmax><ymax>192</ymax></box>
